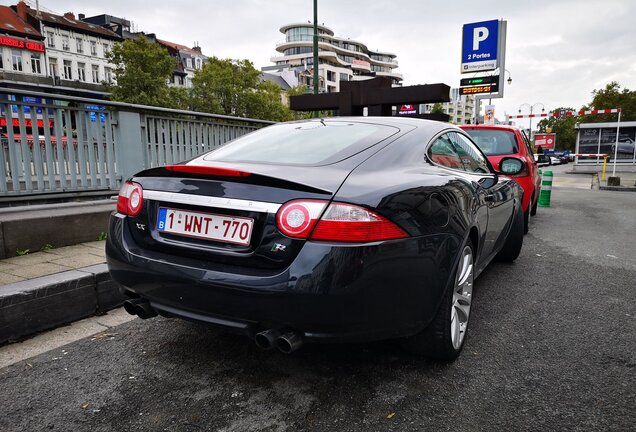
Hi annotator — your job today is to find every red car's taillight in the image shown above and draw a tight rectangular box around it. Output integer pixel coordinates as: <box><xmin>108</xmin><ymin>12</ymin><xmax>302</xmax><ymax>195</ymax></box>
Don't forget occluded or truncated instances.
<box><xmin>116</xmin><ymin>181</ymin><xmax>144</xmax><ymax>216</ymax></box>
<box><xmin>276</xmin><ymin>200</ymin><xmax>408</xmax><ymax>242</ymax></box>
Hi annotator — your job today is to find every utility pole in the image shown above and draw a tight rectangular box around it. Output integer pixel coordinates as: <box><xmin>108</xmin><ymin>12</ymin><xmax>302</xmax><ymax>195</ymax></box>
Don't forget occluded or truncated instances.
<box><xmin>313</xmin><ymin>0</ymin><xmax>319</xmax><ymax>118</ymax></box>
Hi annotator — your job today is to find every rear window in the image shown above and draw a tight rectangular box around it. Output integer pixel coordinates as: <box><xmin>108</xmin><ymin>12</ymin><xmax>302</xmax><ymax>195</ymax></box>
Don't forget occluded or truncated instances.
<box><xmin>464</xmin><ymin>129</ymin><xmax>519</xmax><ymax>156</ymax></box>
<box><xmin>203</xmin><ymin>120</ymin><xmax>399</xmax><ymax>166</ymax></box>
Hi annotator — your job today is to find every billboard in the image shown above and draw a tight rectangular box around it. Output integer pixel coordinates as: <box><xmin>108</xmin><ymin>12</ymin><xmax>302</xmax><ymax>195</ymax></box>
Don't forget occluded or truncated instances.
<box><xmin>484</xmin><ymin>105</ymin><xmax>495</xmax><ymax>124</ymax></box>
<box><xmin>534</xmin><ymin>133</ymin><xmax>556</xmax><ymax>150</ymax></box>
<box><xmin>461</xmin><ymin>20</ymin><xmax>499</xmax><ymax>73</ymax></box>
<box><xmin>397</xmin><ymin>104</ymin><xmax>418</xmax><ymax>115</ymax></box>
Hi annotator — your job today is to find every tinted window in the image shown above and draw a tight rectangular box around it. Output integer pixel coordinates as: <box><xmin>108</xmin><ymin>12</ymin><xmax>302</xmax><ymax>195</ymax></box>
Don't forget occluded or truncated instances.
<box><xmin>464</xmin><ymin>129</ymin><xmax>519</xmax><ymax>156</ymax></box>
<box><xmin>204</xmin><ymin>120</ymin><xmax>398</xmax><ymax>166</ymax></box>
<box><xmin>448</xmin><ymin>132</ymin><xmax>490</xmax><ymax>174</ymax></box>
<box><xmin>429</xmin><ymin>134</ymin><xmax>463</xmax><ymax>170</ymax></box>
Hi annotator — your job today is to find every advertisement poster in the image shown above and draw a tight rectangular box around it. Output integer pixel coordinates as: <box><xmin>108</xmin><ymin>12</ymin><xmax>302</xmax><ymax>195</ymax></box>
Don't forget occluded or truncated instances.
<box><xmin>534</xmin><ymin>133</ymin><xmax>556</xmax><ymax>150</ymax></box>
<box><xmin>578</xmin><ymin>127</ymin><xmax>636</xmax><ymax>159</ymax></box>
<box><xmin>484</xmin><ymin>105</ymin><xmax>495</xmax><ymax>124</ymax></box>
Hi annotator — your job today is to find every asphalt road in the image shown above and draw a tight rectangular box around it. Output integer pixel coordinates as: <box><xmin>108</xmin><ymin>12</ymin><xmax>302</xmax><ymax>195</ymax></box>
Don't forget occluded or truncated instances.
<box><xmin>1</xmin><ymin>170</ymin><xmax>634</xmax><ymax>432</ymax></box>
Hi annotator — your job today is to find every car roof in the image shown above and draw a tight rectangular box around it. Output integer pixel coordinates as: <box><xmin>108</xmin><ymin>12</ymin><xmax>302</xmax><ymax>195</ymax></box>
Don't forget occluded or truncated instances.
<box><xmin>460</xmin><ymin>124</ymin><xmax>522</xmax><ymax>132</ymax></box>
<box><xmin>289</xmin><ymin>116</ymin><xmax>459</xmax><ymax>135</ymax></box>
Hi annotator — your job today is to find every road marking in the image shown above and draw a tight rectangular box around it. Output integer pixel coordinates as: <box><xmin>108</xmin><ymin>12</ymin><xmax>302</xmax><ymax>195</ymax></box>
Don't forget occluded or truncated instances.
<box><xmin>0</xmin><ymin>308</ymin><xmax>136</xmax><ymax>369</ymax></box>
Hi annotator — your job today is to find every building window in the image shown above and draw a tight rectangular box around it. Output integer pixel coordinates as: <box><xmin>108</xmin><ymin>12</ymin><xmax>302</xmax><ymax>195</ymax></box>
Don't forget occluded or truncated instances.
<box><xmin>195</xmin><ymin>58</ymin><xmax>201</xmax><ymax>69</ymax></box>
<box><xmin>62</xmin><ymin>36</ymin><xmax>70</xmax><ymax>51</ymax></box>
<box><xmin>49</xmin><ymin>58</ymin><xmax>58</xmax><ymax>77</ymax></box>
<box><xmin>47</xmin><ymin>31</ymin><xmax>55</xmax><ymax>48</ymax></box>
<box><xmin>31</xmin><ymin>53</ymin><xmax>42</xmax><ymax>74</ymax></box>
<box><xmin>104</xmin><ymin>67</ymin><xmax>112</xmax><ymax>83</ymax></box>
<box><xmin>339</xmin><ymin>73</ymin><xmax>349</xmax><ymax>82</ymax></box>
<box><xmin>0</xmin><ymin>48</ymin><xmax>3</xmax><ymax>69</ymax></box>
<box><xmin>90</xmin><ymin>41</ymin><xmax>97</xmax><ymax>56</ymax></box>
<box><xmin>76</xmin><ymin>38</ymin><xmax>83</xmax><ymax>53</ymax></box>
<box><xmin>103</xmin><ymin>43</ymin><xmax>109</xmax><ymax>55</ymax></box>
<box><xmin>63</xmin><ymin>60</ymin><xmax>72</xmax><ymax>79</ymax></box>
<box><xmin>91</xmin><ymin>64</ymin><xmax>99</xmax><ymax>83</ymax></box>
<box><xmin>12</xmin><ymin>50</ymin><xmax>22</xmax><ymax>71</ymax></box>
<box><xmin>186</xmin><ymin>58</ymin><xmax>192</xmax><ymax>68</ymax></box>
<box><xmin>77</xmin><ymin>62</ymin><xmax>86</xmax><ymax>81</ymax></box>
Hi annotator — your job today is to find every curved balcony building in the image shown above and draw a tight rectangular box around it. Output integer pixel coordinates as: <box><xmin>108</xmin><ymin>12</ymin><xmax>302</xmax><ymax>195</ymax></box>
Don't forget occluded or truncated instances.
<box><xmin>268</xmin><ymin>23</ymin><xmax>402</xmax><ymax>93</ymax></box>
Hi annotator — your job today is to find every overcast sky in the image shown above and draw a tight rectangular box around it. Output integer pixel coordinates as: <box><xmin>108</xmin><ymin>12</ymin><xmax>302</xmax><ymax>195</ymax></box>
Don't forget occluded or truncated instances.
<box><xmin>15</xmin><ymin>0</ymin><xmax>636</xmax><ymax>126</ymax></box>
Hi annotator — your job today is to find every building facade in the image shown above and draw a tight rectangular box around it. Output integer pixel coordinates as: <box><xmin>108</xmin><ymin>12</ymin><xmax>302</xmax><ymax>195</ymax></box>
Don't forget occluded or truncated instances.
<box><xmin>267</xmin><ymin>23</ymin><xmax>402</xmax><ymax>93</ymax></box>
<box><xmin>0</xmin><ymin>4</ymin><xmax>46</xmax><ymax>88</ymax></box>
<box><xmin>157</xmin><ymin>39</ymin><xmax>207</xmax><ymax>88</ymax></box>
<box><xmin>421</xmin><ymin>88</ymin><xmax>476</xmax><ymax>125</ymax></box>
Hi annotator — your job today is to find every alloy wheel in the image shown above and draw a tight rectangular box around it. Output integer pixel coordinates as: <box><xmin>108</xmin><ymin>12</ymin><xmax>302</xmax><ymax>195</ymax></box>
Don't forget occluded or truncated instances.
<box><xmin>450</xmin><ymin>245</ymin><xmax>474</xmax><ymax>350</ymax></box>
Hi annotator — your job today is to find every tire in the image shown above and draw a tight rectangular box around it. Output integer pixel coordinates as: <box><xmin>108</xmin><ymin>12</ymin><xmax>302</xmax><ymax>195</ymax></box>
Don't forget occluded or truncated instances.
<box><xmin>523</xmin><ymin>206</ymin><xmax>530</xmax><ymax>235</ymax></box>
<box><xmin>530</xmin><ymin>192</ymin><xmax>538</xmax><ymax>216</ymax></box>
<box><xmin>401</xmin><ymin>240</ymin><xmax>475</xmax><ymax>361</ymax></box>
<box><xmin>497</xmin><ymin>202</ymin><xmax>524</xmax><ymax>262</ymax></box>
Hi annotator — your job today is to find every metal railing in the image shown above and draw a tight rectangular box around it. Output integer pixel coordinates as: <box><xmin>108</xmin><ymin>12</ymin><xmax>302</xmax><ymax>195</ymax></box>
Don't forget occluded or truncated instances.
<box><xmin>0</xmin><ymin>89</ymin><xmax>274</xmax><ymax>197</ymax></box>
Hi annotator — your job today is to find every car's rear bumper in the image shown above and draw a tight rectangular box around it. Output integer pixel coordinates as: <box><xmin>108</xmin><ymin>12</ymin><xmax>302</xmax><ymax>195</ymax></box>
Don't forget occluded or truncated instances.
<box><xmin>106</xmin><ymin>213</ymin><xmax>460</xmax><ymax>343</ymax></box>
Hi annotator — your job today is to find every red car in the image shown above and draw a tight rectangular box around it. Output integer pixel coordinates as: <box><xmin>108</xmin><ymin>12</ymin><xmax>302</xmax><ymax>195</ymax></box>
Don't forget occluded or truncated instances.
<box><xmin>460</xmin><ymin>124</ymin><xmax>540</xmax><ymax>234</ymax></box>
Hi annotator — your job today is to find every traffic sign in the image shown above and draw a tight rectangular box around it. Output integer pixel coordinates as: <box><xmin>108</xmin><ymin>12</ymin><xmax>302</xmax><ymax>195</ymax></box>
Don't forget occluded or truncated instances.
<box><xmin>461</xmin><ymin>20</ymin><xmax>499</xmax><ymax>73</ymax></box>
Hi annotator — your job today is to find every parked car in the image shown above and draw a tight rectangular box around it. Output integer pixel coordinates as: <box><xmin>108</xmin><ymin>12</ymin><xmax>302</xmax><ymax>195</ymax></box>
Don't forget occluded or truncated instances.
<box><xmin>534</xmin><ymin>154</ymin><xmax>551</xmax><ymax>167</ymax></box>
<box><xmin>460</xmin><ymin>124</ymin><xmax>540</xmax><ymax>234</ymax></box>
<box><xmin>107</xmin><ymin>117</ymin><xmax>525</xmax><ymax>361</ymax></box>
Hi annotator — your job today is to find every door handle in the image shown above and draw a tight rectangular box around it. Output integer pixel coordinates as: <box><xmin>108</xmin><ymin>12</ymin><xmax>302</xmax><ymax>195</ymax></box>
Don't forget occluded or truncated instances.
<box><xmin>485</xmin><ymin>194</ymin><xmax>495</xmax><ymax>203</ymax></box>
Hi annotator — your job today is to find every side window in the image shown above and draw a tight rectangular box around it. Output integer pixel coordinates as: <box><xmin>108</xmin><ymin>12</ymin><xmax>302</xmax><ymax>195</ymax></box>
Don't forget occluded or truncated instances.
<box><xmin>428</xmin><ymin>134</ymin><xmax>463</xmax><ymax>170</ymax></box>
<box><xmin>521</xmin><ymin>130</ymin><xmax>534</xmax><ymax>155</ymax></box>
<box><xmin>447</xmin><ymin>132</ymin><xmax>490</xmax><ymax>174</ymax></box>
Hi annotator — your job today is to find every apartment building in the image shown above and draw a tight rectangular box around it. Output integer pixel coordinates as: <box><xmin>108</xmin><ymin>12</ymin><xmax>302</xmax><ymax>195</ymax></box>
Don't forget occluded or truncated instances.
<box><xmin>265</xmin><ymin>22</ymin><xmax>402</xmax><ymax>93</ymax></box>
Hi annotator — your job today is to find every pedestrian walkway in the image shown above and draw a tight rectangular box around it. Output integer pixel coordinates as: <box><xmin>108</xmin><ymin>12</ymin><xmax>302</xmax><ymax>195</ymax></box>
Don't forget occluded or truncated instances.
<box><xmin>0</xmin><ymin>241</ymin><xmax>106</xmax><ymax>285</ymax></box>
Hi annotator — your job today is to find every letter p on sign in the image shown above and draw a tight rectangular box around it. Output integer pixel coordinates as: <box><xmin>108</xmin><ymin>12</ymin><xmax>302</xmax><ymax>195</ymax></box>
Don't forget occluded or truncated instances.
<box><xmin>473</xmin><ymin>27</ymin><xmax>489</xmax><ymax>50</ymax></box>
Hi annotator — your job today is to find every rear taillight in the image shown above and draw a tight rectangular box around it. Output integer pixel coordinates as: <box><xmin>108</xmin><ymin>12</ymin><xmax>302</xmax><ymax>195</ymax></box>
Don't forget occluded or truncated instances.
<box><xmin>276</xmin><ymin>200</ymin><xmax>408</xmax><ymax>242</ymax></box>
<box><xmin>276</xmin><ymin>200</ymin><xmax>328</xmax><ymax>238</ymax></box>
<box><xmin>116</xmin><ymin>181</ymin><xmax>144</xmax><ymax>216</ymax></box>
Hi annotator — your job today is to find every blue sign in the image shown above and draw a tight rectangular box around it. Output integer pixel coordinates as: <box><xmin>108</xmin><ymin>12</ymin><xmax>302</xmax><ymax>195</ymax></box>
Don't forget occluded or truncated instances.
<box><xmin>461</xmin><ymin>20</ymin><xmax>499</xmax><ymax>73</ymax></box>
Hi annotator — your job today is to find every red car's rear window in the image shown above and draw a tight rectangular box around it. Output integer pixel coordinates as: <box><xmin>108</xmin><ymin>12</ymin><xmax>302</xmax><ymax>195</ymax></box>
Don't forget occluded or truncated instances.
<box><xmin>464</xmin><ymin>129</ymin><xmax>519</xmax><ymax>156</ymax></box>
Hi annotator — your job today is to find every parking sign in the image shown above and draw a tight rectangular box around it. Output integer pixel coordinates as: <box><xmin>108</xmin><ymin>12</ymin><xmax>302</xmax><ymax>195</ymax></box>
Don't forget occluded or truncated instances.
<box><xmin>461</xmin><ymin>20</ymin><xmax>500</xmax><ymax>73</ymax></box>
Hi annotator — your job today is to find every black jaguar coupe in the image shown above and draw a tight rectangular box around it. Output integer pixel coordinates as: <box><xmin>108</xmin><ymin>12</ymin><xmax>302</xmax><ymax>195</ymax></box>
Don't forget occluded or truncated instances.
<box><xmin>106</xmin><ymin>117</ymin><xmax>524</xmax><ymax>360</ymax></box>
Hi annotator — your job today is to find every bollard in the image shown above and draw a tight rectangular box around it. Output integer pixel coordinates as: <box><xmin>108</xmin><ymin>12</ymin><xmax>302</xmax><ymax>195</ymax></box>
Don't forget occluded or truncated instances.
<box><xmin>538</xmin><ymin>170</ymin><xmax>553</xmax><ymax>208</ymax></box>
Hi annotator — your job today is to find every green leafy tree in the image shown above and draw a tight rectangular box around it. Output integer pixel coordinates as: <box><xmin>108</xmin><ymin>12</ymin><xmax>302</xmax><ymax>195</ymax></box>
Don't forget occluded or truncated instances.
<box><xmin>431</xmin><ymin>103</ymin><xmax>445</xmax><ymax>114</ymax></box>
<box><xmin>106</xmin><ymin>36</ymin><xmax>178</xmax><ymax>107</ymax></box>
<box><xmin>582</xmin><ymin>81</ymin><xmax>636</xmax><ymax>123</ymax></box>
<box><xmin>536</xmin><ymin>106</ymin><xmax>578</xmax><ymax>151</ymax></box>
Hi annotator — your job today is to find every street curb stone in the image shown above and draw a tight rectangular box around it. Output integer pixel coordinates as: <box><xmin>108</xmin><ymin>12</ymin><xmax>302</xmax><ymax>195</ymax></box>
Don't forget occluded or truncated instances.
<box><xmin>0</xmin><ymin>265</ymin><xmax>124</xmax><ymax>345</ymax></box>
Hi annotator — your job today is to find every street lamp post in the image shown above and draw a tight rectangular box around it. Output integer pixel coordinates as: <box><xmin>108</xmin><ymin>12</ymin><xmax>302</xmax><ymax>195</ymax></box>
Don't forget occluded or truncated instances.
<box><xmin>518</xmin><ymin>102</ymin><xmax>545</xmax><ymax>140</ymax></box>
<box><xmin>313</xmin><ymin>0</ymin><xmax>319</xmax><ymax>117</ymax></box>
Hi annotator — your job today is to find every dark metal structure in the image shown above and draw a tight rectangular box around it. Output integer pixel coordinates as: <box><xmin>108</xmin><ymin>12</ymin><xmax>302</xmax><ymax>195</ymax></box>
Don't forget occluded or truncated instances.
<box><xmin>290</xmin><ymin>77</ymin><xmax>451</xmax><ymax>120</ymax></box>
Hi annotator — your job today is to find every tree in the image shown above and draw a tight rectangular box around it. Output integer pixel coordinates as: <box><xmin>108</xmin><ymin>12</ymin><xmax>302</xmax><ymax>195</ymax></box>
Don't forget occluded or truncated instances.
<box><xmin>536</xmin><ymin>107</ymin><xmax>578</xmax><ymax>151</ymax></box>
<box><xmin>582</xmin><ymin>81</ymin><xmax>636</xmax><ymax>123</ymax></box>
<box><xmin>105</xmin><ymin>36</ymin><xmax>178</xmax><ymax>108</ymax></box>
<box><xmin>431</xmin><ymin>103</ymin><xmax>445</xmax><ymax>114</ymax></box>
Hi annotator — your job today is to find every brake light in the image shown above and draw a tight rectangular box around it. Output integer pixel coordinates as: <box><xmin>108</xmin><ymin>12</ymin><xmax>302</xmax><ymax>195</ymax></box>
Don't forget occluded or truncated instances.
<box><xmin>165</xmin><ymin>165</ymin><xmax>251</xmax><ymax>177</ymax></box>
<box><xmin>276</xmin><ymin>200</ymin><xmax>408</xmax><ymax>242</ymax></box>
<box><xmin>116</xmin><ymin>181</ymin><xmax>144</xmax><ymax>216</ymax></box>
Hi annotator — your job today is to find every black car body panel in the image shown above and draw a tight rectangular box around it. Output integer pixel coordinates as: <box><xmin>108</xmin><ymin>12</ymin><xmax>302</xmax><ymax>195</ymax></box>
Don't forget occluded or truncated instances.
<box><xmin>106</xmin><ymin>117</ymin><xmax>523</xmax><ymax>344</ymax></box>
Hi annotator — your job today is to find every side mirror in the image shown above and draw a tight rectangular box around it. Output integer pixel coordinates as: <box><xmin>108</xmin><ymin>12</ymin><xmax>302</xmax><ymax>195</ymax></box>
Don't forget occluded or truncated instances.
<box><xmin>498</xmin><ymin>157</ymin><xmax>525</xmax><ymax>175</ymax></box>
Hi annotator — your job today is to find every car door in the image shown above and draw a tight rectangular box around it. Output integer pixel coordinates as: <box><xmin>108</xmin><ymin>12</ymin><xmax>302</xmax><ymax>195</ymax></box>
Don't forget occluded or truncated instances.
<box><xmin>446</xmin><ymin>132</ymin><xmax>515</xmax><ymax>259</ymax></box>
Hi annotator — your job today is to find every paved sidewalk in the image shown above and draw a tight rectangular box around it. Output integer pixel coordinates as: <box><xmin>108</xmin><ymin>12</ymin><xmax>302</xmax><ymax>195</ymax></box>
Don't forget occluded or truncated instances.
<box><xmin>0</xmin><ymin>241</ymin><xmax>106</xmax><ymax>285</ymax></box>
<box><xmin>0</xmin><ymin>240</ymin><xmax>123</xmax><ymax>345</ymax></box>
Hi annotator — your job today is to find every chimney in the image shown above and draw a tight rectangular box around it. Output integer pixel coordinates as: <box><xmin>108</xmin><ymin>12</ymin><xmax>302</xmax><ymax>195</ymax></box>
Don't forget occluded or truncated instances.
<box><xmin>191</xmin><ymin>45</ymin><xmax>202</xmax><ymax>54</ymax></box>
<box><xmin>78</xmin><ymin>13</ymin><xmax>85</xmax><ymax>20</ymax></box>
<box><xmin>16</xmin><ymin>1</ymin><xmax>27</xmax><ymax>20</ymax></box>
<box><xmin>64</xmin><ymin>12</ymin><xmax>75</xmax><ymax>21</ymax></box>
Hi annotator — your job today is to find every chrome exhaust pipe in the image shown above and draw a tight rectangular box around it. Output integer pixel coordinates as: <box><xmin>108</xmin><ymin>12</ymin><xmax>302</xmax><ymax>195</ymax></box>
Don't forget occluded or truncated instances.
<box><xmin>276</xmin><ymin>331</ymin><xmax>303</xmax><ymax>354</ymax></box>
<box><xmin>254</xmin><ymin>329</ymin><xmax>280</xmax><ymax>350</ymax></box>
<box><xmin>123</xmin><ymin>298</ymin><xmax>158</xmax><ymax>320</ymax></box>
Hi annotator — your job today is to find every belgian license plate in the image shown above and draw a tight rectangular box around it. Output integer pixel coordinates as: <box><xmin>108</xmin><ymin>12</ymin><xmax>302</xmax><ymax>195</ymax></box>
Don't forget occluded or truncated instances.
<box><xmin>156</xmin><ymin>207</ymin><xmax>254</xmax><ymax>245</ymax></box>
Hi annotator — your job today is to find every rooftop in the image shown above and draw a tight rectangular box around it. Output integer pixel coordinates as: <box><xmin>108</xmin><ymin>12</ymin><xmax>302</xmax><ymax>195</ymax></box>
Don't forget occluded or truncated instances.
<box><xmin>20</xmin><ymin>4</ymin><xmax>120</xmax><ymax>40</ymax></box>
<box><xmin>0</xmin><ymin>5</ymin><xmax>41</xmax><ymax>38</ymax></box>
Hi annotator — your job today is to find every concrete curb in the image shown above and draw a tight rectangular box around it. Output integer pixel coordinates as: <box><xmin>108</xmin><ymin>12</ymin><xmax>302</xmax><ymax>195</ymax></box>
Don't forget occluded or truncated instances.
<box><xmin>0</xmin><ymin>263</ymin><xmax>125</xmax><ymax>345</ymax></box>
<box><xmin>599</xmin><ymin>186</ymin><xmax>636</xmax><ymax>192</ymax></box>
